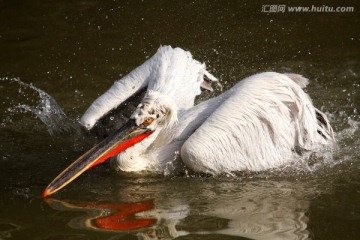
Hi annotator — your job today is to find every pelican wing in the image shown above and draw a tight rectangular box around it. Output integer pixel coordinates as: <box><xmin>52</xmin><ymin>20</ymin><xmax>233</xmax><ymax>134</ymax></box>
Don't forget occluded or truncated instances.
<box><xmin>80</xmin><ymin>46</ymin><xmax>219</xmax><ymax>130</ymax></box>
<box><xmin>79</xmin><ymin>59</ymin><xmax>153</xmax><ymax>130</ymax></box>
<box><xmin>181</xmin><ymin>72</ymin><xmax>334</xmax><ymax>174</ymax></box>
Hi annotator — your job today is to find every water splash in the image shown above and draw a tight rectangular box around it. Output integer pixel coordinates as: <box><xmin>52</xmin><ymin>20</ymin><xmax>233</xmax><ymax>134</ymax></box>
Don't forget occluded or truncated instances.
<box><xmin>0</xmin><ymin>77</ymin><xmax>78</xmax><ymax>136</ymax></box>
<box><xmin>336</xmin><ymin>118</ymin><xmax>360</xmax><ymax>141</ymax></box>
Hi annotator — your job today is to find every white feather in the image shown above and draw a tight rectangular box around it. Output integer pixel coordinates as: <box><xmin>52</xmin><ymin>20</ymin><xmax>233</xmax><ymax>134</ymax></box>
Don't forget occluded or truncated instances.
<box><xmin>80</xmin><ymin>47</ymin><xmax>334</xmax><ymax>174</ymax></box>
<box><xmin>181</xmin><ymin>72</ymin><xmax>334</xmax><ymax>173</ymax></box>
<box><xmin>80</xmin><ymin>46</ymin><xmax>217</xmax><ymax>129</ymax></box>
<box><xmin>79</xmin><ymin>57</ymin><xmax>151</xmax><ymax>129</ymax></box>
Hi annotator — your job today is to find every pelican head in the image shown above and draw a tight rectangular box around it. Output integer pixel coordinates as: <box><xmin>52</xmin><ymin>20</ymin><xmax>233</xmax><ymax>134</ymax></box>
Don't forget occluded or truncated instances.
<box><xmin>131</xmin><ymin>90</ymin><xmax>177</xmax><ymax>131</ymax></box>
<box><xmin>43</xmin><ymin>90</ymin><xmax>177</xmax><ymax>197</ymax></box>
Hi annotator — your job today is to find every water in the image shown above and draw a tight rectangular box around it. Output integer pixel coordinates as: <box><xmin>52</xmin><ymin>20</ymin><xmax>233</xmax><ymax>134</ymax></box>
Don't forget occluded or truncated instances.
<box><xmin>0</xmin><ymin>0</ymin><xmax>359</xmax><ymax>239</ymax></box>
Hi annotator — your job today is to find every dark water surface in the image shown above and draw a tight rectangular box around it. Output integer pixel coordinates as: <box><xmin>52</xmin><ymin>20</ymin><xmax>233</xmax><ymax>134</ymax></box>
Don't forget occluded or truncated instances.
<box><xmin>1</xmin><ymin>1</ymin><xmax>359</xmax><ymax>239</ymax></box>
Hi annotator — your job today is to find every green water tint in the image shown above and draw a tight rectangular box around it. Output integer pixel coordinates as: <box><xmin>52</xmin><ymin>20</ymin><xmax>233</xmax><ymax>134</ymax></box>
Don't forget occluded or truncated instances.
<box><xmin>0</xmin><ymin>0</ymin><xmax>359</xmax><ymax>239</ymax></box>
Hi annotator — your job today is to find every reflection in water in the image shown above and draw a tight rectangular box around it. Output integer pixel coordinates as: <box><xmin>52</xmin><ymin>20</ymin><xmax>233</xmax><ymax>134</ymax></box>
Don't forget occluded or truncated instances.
<box><xmin>46</xmin><ymin>199</ymin><xmax>156</xmax><ymax>231</ymax></box>
<box><xmin>46</xmin><ymin>180</ymin><xmax>310</xmax><ymax>240</ymax></box>
<box><xmin>207</xmin><ymin>185</ymin><xmax>309</xmax><ymax>240</ymax></box>
<box><xmin>0</xmin><ymin>222</ymin><xmax>22</xmax><ymax>239</ymax></box>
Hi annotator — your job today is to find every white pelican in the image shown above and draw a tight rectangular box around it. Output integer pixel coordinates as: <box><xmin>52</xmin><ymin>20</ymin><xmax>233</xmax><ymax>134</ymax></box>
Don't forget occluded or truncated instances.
<box><xmin>43</xmin><ymin>46</ymin><xmax>334</xmax><ymax>197</ymax></box>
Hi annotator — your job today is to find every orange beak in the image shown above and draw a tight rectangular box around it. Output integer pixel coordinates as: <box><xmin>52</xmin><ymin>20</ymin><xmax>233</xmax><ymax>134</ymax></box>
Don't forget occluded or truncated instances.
<box><xmin>43</xmin><ymin>119</ymin><xmax>152</xmax><ymax>197</ymax></box>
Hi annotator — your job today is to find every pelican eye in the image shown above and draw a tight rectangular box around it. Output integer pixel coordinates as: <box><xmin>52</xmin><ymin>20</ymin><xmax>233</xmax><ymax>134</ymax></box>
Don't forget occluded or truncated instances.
<box><xmin>143</xmin><ymin>117</ymin><xmax>154</xmax><ymax>126</ymax></box>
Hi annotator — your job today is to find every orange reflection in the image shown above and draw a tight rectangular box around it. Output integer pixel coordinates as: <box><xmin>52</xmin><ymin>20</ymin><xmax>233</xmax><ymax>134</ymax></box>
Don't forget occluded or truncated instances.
<box><xmin>94</xmin><ymin>200</ymin><xmax>156</xmax><ymax>230</ymax></box>
<box><xmin>45</xmin><ymin>198</ymin><xmax>156</xmax><ymax>231</ymax></box>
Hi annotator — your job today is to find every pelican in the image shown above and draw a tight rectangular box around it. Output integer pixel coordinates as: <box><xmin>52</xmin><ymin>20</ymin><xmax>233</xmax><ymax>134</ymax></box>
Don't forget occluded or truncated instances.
<box><xmin>43</xmin><ymin>46</ymin><xmax>334</xmax><ymax>197</ymax></box>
